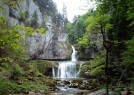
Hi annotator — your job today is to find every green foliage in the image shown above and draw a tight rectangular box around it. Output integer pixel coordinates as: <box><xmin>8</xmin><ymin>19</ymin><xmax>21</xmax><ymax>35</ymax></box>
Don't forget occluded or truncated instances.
<box><xmin>86</xmin><ymin>13</ymin><xmax>111</xmax><ymax>32</ymax></box>
<box><xmin>36</xmin><ymin>28</ymin><xmax>45</xmax><ymax>34</ymax></box>
<box><xmin>0</xmin><ymin>0</ymin><xmax>21</xmax><ymax>8</ymax></box>
<box><xmin>126</xmin><ymin>0</ymin><xmax>134</xmax><ymax>26</ymax></box>
<box><xmin>19</xmin><ymin>11</ymin><xmax>26</xmax><ymax>21</ymax></box>
<box><xmin>0</xmin><ymin>4</ymin><xmax>46</xmax><ymax>83</ymax></box>
<box><xmin>78</xmin><ymin>35</ymin><xmax>90</xmax><ymax>48</ymax></box>
<box><xmin>122</xmin><ymin>37</ymin><xmax>134</xmax><ymax>65</ymax></box>
<box><xmin>90</xmin><ymin>51</ymin><xmax>105</xmax><ymax>75</ymax></box>
<box><xmin>100</xmin><ymin>0</ymin><xmax>134</xmax><ymax>41</ymax></box>
<box><xmin>25</xmin><ymin>60</ymin><xmax>57</xmax><ymax>74</ymax></box>
<box><xmin>0</xmin><ymin>9</ymin><xmax>45</xmax><ymax>60</ymax></box>
<box><xmin>0</xmin><ymin>79</ymin><xmax>48</xmax><ymax>94</ymax></box>
<box><xmin>67</xmin><ymin>22</ymin><xmax>77</xmax><ymax>44</ymax></box>
<box><xmin>81</xmin><ymin>51</ymin><xmax>105</xmax><ymax>76</ymax></box>
<box><xmin>26</xmin><ymin>64</ymin><xmax>41</xmax><ymax>77</ymax></box>
<box><xmin>67</xmin><ymin>13</ymin><xmax>92</xmax><ymax>44</ymax></box>
<box><xmin>10</xmin><ymin>63</ymin><xmax>24</xmax><ymax>79</ymax></box>
<box><xmin>0</xmin><ymin>57</ymin><xmax>13</xmax><ymax>73</ymax></box>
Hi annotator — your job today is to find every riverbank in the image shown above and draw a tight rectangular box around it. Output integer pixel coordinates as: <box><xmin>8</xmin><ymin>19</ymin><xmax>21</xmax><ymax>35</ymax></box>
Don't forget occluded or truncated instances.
<box><xmin>0</xmin><ymin>75</ymin><xmax>56</xmax><ymax>94</ymax></box>
<box><xmin>0</xmin><ymin>60</ymin><xmax>58</xmax><ymax>94</ymax></box>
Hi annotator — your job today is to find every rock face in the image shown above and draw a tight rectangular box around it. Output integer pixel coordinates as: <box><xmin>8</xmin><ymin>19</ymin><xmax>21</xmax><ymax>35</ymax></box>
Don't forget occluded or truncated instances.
<box><xmin>0</xmin><ymin>0</ymin><xmax>72</xmax><ymax>60</ymax></box>
<box><xmin>76</xmin><ymin>31</ymin><xmax>103</xmax><ymax>60</ymax></box>
<box><xmin>27</xmin><ymin>25</ymin><xmax>71</xmax><ymax>60</ymax></box>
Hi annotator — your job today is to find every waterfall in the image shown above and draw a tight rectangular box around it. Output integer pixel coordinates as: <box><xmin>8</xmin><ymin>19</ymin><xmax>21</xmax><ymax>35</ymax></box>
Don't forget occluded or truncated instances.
<box><xmin>52</xmin><ymin>68</ymin><xmax>55</xmax><ymax>78</ymax></box>
<box><xmin>53</xmin><ymin>45</ymin><xmax>79</xmax><ymax>78</ymax></box>
<box><xmin>71</xmin><ymin>45</ymin><xmax>77</xmax><ymax>61</ymax></box>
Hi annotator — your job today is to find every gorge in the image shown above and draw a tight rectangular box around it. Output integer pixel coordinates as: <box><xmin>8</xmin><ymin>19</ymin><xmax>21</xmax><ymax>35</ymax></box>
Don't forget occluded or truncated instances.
<box><xmin>0</xmin><ymin>0</ymin><xmax>134</xmax><ymax>95</ymax></box>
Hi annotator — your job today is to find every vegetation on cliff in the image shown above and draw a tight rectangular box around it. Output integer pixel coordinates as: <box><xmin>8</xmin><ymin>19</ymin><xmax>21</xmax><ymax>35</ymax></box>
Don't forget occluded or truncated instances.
<box><xmin>0</xmin><ymin>0</ymin><xmax>60</xmax><ymax>94</ymax></box>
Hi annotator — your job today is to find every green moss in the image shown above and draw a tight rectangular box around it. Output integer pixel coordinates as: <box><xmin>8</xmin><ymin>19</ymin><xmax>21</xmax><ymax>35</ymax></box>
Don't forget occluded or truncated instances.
<box><xmin>19</xmin><ymin>12</ymin><xmax>26</xmax><ymax>21</ymax></box>
<box><xmin>18</xmin><ymin>10</ymin><xmax>29</xmax><ymax>21</ymax></box>
<box><xmin>0</xmin><ymin>79</ymin><xmax>48</xmax><ymax>94</ymax></box>
<box><xmin>26</xmin><ymin>60</ymin><xmax>58</xmax><ymax>74</ymax></box>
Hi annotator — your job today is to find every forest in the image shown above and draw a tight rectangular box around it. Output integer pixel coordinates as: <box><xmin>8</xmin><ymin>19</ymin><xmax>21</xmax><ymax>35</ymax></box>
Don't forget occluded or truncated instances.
<box><xmin>67</xmin><ymin>0</ymin><xmax>134</xmax><ymax>94</ymax></box>
<box><xmin>0</xmin><ymin>0</ymin><xmax>134</xmax><ymax>95</ymax></box>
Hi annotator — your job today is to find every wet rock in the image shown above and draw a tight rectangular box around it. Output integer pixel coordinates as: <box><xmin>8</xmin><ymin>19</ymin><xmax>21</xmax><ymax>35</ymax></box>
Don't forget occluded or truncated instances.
<box><xmin>79</xmin><ymin>84</ymin><xmax>87</xmax><ymax>89</ymax></box>
<box><xmin>56</xmin><ymin>81</ymin><xmax>65</xmax><ymax>87</ymax></box>
<box><xmin>59</xmin><ymin>83</ymin><xmax>65</xmax><ymax>86</ymax></box>
<box><xmin>78</xmin><ymin>79</ymin><xmax>99</xmax><ymax>90</ymax></box>
<box><xmin>68</xmin><ymin>79</ymin><xmax>84</xmax><ymax>88</ymax></box>
<box><xmin>69</xmin><ymin>83</ymin><xmax>79</xmax><ymax>88</ymax></box>
<box><xmin>49</xmin><ymin>87</ymin><xmax>56</xmax><ymax>91</ymax></box>
<box><xmin>71</xmin><ymin>79</ymin><xmax>83</xmax><ymax>85</ymax></box>
<box><xmin>40</xmin><ymin>90</ymin><xmax>45</xmax><ymax>93</ymax></box>
<box><xmin>55</xmin><ymin>87</ymin><xmax>60</xmax><ymax>91</ymax></box>
<box><xmin>29</xmin><ymin>91</ymin><xmax>36</xmax><ymax>94</ymax></box>
<box><xmin>23</xmin><ymin>91</ymin><xmax>29</xmax><ymax>94</ymax></box>
<box><xmin>63</xmin><ymin>80</ymin><xmax>70</xmax><ymax>85</ymax></box>
<box><xmin>56</xmin><ymin>81</ymin><xmax>61</xmax><ymax>84</ymax></box>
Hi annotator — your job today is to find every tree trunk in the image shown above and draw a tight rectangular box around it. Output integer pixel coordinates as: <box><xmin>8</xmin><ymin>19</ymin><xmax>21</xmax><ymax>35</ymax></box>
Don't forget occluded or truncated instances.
<box><xmin>106</xmin><ymin>49</ymin><xmax>109</xmax><ymax>95</ymax></box>
<box><xmin>100</xmin><ymin>21</ymin><xmax>109</xmax><ymax>95</ymax></box>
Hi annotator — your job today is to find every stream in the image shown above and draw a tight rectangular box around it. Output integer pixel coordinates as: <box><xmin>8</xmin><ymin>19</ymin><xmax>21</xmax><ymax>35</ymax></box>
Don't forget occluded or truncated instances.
<box><xmin>47</xmin><ymin>46</ymin><xmax>90</xmax><ymax>95</ymax></box>
<box><xmin>15</xmin><ymin>46</ymin><xmax>90</xmax><ymax>95</ymax></box>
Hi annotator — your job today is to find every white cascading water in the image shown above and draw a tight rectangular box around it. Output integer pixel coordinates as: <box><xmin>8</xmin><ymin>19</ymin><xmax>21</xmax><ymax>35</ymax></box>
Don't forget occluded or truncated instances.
<box><xmin>71</xmin><ymin>45</ymin><xmax>77</xmax><ymax>61</ymax></box>
<box><xmin>53</xmin><ymin>45</ymin><xmax>79</xmax><ymax>78</ymax></box>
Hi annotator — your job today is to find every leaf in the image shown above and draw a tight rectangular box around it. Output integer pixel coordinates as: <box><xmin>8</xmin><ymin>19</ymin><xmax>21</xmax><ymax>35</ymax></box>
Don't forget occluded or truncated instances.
<box><xmin>36</xmin><ymin>28</ymin><xmax>45</xmax><ymax>34</ymax></box>
<box><xmin>0</xmin><ymin>8</ymin><xmax>3</xmax><ymax>12</ymax></box>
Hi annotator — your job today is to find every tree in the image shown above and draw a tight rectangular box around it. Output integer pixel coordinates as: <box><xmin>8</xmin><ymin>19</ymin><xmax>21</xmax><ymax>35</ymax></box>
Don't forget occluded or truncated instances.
<box><xmin>67</xmin><ymin>13</ymin><xmax>91</xmax><ymax>44</ymax></box>
<box><xmin>122</xmin><ymin>37</ymin><xmax>134</xmax><ymax>81</ymax></box>
<box><xmin>62</xmin><ymin>3</ymin><xmax>68</xmax><ymax>30</ymax></box>
<box><xmin>68</xmin><ymin>0</ymin><xmax>134</xmax><ymax>94</ymax></box>
<box><xmin>86</xmin><ymin>11</ymin><xmax>111</xmax><ymax>94</ymax></box>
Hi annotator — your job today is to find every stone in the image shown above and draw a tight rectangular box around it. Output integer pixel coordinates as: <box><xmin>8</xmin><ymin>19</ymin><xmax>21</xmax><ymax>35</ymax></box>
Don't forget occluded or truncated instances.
<box><xmin>63</xmin><ymin>80</ymin><xmax>71</xmax><ymax>85</ymax></box>
<box><xmin>79</xmin><ymin>84</ymin><xmax>87</xmax><ymax>89</ymax></box>
<box><xmin>29</xmin><ymin>91</ymin><xmax>36</xmax><ymax>95</ymax></box>
<box><xmin>69</xmin><ymin>83</ymin><xmax>79</xmax><ymax>88</ymax></box>
<box><xmin>75</xmin><ymin>29</ymin><xmax>103</xmax><ymax>60</ymax></box>
<box><xmin>40</xmin><ymin>90</ymin><xmax>45</xmax><ymax>93</ymax></box>
<box><xmin>71</xmin><ymin>79</ymin><xmax>83</xmax><ymax>85</ymax></box>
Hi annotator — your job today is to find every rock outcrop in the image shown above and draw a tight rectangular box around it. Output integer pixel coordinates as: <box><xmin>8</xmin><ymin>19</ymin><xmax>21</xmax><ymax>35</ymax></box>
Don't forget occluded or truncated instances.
<box><xmin>76</xmin><ymin>31</ymin><xmax>103</xmax><ymax>60</ymax></box>
<box><xmin>0</xmin><ymin>0</ymin><xmax>72</xmax><ymax>60</ymax></box>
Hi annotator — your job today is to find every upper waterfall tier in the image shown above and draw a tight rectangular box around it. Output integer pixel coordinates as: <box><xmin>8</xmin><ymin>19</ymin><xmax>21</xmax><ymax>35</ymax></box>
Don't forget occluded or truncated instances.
<box><xmin>53</xmin><ymin>45</ymin><xmax>80</xmax><ymax>78</ymax></box>
<box><xmin>71</xmin><ymin>45</ymin><xmax>77</xmax><ymax>61</ymax></box>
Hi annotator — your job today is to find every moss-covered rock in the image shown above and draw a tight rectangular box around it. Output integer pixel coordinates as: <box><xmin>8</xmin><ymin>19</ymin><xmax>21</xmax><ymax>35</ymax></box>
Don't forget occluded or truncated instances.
<box><xmin>25</xmin><ymin>60</ymin><xmax>58</xmax><ymax>75</ymax></box>
<box><xmin>74</xmin><ymin>44</ymin><xmax>94</xmax><ymax>60</ymax></box>
<box><xmin>80</xmin><ymin>61</ymin><xmax>91</xmax><ymax>77</ymax></box>
<box><xmin>71</xmin><ymin>78</ymin><xmax>83</xmax><ymax>85</ymax></box>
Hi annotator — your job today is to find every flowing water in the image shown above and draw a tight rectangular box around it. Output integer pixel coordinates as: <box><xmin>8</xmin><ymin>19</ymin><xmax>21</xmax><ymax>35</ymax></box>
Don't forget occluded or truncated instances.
<box><xmin>49</xmin><ymin>46</ymin><xmax>90</xmax><ymax>95</ymax></box>
<box><xmin>16</xmin><ymin>46</ymin><xmax>89</xmax><ymax>95</ymax></box>
<box><xmin>53</xmin><ymin>45</ymin><xmax>80</xmax><ymax>78</ymax></box>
